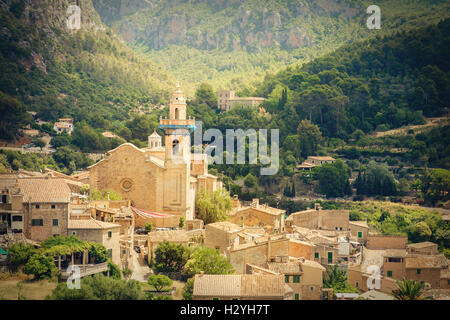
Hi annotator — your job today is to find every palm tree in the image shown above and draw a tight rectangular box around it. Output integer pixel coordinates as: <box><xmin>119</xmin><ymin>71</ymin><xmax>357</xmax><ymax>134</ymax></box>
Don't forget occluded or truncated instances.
<box><xmin>391</xmin><ymin>278</ymin><xmax>432</xmax><ymax>300</ymax></box>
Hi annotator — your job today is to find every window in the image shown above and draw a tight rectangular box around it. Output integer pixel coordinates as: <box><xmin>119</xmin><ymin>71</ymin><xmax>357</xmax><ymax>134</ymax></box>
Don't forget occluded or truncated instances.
<box><xmin>72</xmin><ymin>231</ymin><xmax>76</xmax><ymax>236</ymax></box>
<box><xmin>51</xmin><ymin>204</ymin><xmax>56</xmax><ymax>209</ymax></box>
<box><xmin>314</xmin><ymin>252</ymin><xmax>319</xmax><ymax>259</ymax></box>
<box><xmin>355</xmin><ymin>281</ymin><xmax>359</xmax><ymax>287</ymax></box>
<box><xmin>328</xmin><ymin>252</ymin><xmax>333</xmax><ymax>263</ymax></box>
<box><xmin>417</xmin><ymin>269</ymin><xmax>421</xmax><ymax>275</ymax></box>
<box><xmin>31</xmin><ymin>219</ymin><xmax>43</xmax><ymax>226</ymax></box>
<box><xmin>1</xmin><ymin>195</ymin><xmax>6</xmax><ymax>203</ymax></box>
<box><xmin>285</xmin><ymin>275</ymin><xmax>289</xmax><ymax>283</ymax></box>
<box><xmin>35</xmin><ymin>205</ymin><xmax>40</xmax><ymax>209</ymax></box>
<box><xmin>12</xmin><ymin>215</ymin><xmax>22</xmax><ymax>222</ymax></box>
<box><xmin>52</xmin><ymin>219</ymin><xmax>58</xmax><ymax>226</ymax></box>
<box><xmin>293</xmin><ymin>275</ymin><xmax>300</xmax><ymax>283</ymax></box>
<box><xmin>358</xmin><ymin>232</ymin><xmax>362</xmax><ymax>238</ymax></box>
<box><xmin>108</xmin><ymin>249</ymin><xmax>112</xmax><ymax>259</ymax></box>
<box><xmin>108</xmin><ymin>231</ymin><xmax>112</xmax><ymax>238</ymax></box>
<box><xmin>212</xmin><ymin>298</ymin><xmax>219</xmax><ymax>300</ymax></box>
<box><xmin>387</xmin><ymin>271</ymin><xmax>393</xmax><ymax>277</ymax></box>
<box><xmin>294</xmin><ymin>293</ymin><xmax>299</xmax><ymax>300</ymax></box>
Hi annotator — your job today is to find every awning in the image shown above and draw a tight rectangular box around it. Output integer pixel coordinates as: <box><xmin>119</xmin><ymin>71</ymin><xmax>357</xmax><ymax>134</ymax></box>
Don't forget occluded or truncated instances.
<box><xmin>131</xmin><ymin>207</ymin><xmax>174</xmax><ymax>219</ymax></box>
<box><xmin>0</xmin><ymin>248</ymin><xmax>8</xmax><ymax>255</ymax></box>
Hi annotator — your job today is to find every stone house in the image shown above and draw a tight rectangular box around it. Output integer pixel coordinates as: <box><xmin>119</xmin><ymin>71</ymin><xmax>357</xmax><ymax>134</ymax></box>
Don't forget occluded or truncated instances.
<box><xmin>286</xmin><ymin>203</ymin><xmax>349</xmax><ymax>232</ymax></box>
<box><xmin>289</xmin><ymin>239</ymin><xmax>315</xmax><ymax>261</ymax></box>
<box><xmin>53</xmin><ymin>118</ymin><xmax>74</xmax><ymax>135</ymax></box>
<box><xmin>217</xmin><ymin>90</ymin><xmax>265</xmax><ymax>111</ymax></box>
<box><xmin>366</xmin><ymin>234</ymin><xmax>407</xmax><ymax>250</ymax></box>
<box><xmin>266</xmin><ymin>260</ymin><xmax>304</xmax><ymax>300</ymax></box>
<box><xmin>226</xmin><ymin>236</ymin><xmax>290</xmax><ymax>274</ymax></box>
<box><xmin>68</xmin><ymin>218</ymin><xmax>121</xmax><ymax>266</ymax></box>
<box><xmin>297</xmin><ymin>156</ymin><xmax>336</xmax><ymax>170</ymax></box>
<box><xmin>205</xmin><ymin>221</ymin><xmax>243</xmax><ymax>254</ymax></box>
<box><xmin>228</xmin><ymin>198</ymin><xmax>286</xmax><ymax>234</ymax></box>
<box><xmin>18</xmin><ymin>177</ymin><xmax>72</xmax><ymax>241</ymax></box>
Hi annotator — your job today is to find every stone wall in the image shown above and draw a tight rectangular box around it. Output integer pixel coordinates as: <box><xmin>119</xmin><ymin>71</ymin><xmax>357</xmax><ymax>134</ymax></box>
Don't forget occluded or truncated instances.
<box><xmin>24</xmin><ymin>203</ymin><xmax>69</xmax><ymax>242</ymax></box>
<box><xmin>228</xmin><ymin>238</ymin><xmax>289</xmax><ymax>274</ymax></box>
<box><xmin>366</xmin><ymin>235</ymin><xmax>407</xmax><ymax>250</ymax></box>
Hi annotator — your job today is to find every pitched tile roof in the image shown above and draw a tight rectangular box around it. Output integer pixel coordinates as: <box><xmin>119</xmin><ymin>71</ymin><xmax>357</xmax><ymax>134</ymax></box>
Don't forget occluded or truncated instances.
<box><xmin>407</xmin><ymin>242</ymin><xmax>438</xmax><ymax>249</ymax></box>
<box><xmin>349</xmin><ymin>221</ymin><xmax>369</xmax><ymax>228</ymax></box>
<box><xmin>18</xmin><ymin>177</ymin><xmax>71</xmax><ymax>203</ymax></box>
<box><xmin>68</xmin><ymin>219</ymin><xmax>120</xmax><ymax>230</ymax></box>
<box><xmin>384</xmin><ymin>249</ymin><xmax>407</xmax><ymax>258</ymax></box>
<box><xmin>241</xmin><ymin>274</ymin><xmax>285</xmax><ymax>298</ymax></box>
<box><xmin>405</xmin><ymin>254</ymin><xmax>448</xmax><ymax>269</ymax></box>
<box><xmin>193</xmin><ymin>274</ymin><xmax>241</xmax><ymax>297</ymax></box>
<box><xmin>266</xmin><ymin>261</ymin><xmax>303</xmax><ymax>274</ymax></box>
<box><xmin>299</xmin><ymin>259</ymin><xmax>326</xmax><ymax>271</ymax></box>
<box><xmin>193</xmin><ymin>274</ymin><xmax>286</xmax><ymax>298</ymax></box>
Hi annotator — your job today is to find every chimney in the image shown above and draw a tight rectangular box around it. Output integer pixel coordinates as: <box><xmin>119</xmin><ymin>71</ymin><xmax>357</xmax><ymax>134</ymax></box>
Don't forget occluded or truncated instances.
<box><xmin>314</xmin><ymin>203</ymin><xmax>321</xmax><ymax>211</ymax></box>
<box><xmin>252</xmin><ymin>198</ymin><xmax>259</xmax><ymax>208</ymax></box>
<box><xmin>199</xmin><ymin>271</ymin><xmax>204</xmax><ymax>277</ymax></box>
<box><xmin>232</xmin><ymin>194</ymin><xmax>240</xmax><ymax>208</ymax></box>
<box><xmin>267</xmin><ymin>236</ymin><xmax>272</xmax><ymax>260</ymax></box>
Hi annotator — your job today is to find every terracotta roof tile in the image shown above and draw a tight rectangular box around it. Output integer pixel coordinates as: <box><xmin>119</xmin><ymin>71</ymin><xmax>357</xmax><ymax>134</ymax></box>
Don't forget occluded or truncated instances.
<box><xmin>68</xmin><ymin>219</ymin><xmax>120</xmax><ymax>230</ymax></box>
<box><xmin>193</xmin><ymin>274</ymin><xmax>241</xmax><ymax>297</ymax></box>
<box><xmin>406</xmin><ymin>254</ymin><xmax>448</xmax><ymax>269</ymax></box>
<box><xmin>18</xmin><ymin>177</ymin><xmax>71</xmax><ymax>203</ymax></box>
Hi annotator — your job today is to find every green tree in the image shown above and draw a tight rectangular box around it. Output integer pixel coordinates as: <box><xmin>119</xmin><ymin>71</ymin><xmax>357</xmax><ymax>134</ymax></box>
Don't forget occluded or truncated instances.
<box><xmin>391</xmin><ymin>278</ymin><xmax>431</xmax><ymax>300</ymax></box>
<box><xmin>147</xmin><ymin>274</ymin><xmax>173</xmax><ymax>292</ymax></box>
<box><xmin>7</xmin><ymin>242</ymin><xmax>36</xmax><ymax>271</ymax></box>
<box><xmin>153</xmin><ymin>241</ymin><xmax>190</xmax><ymax>273</ymax></box>
<box><xmin>47</xmin><ymin>274</ymin><xmax>144</xmax><ymax>300</ymax></box>
<box><xmin>356</xmin><ymin>161</ymin><xmax>397</xmax><ymax>196</ymax></box>
<box><xmin>182</xmin><ymin>277</ymin><xmax>194</xmax><ymax>300</ymax></box>
<box><xmin>323</xmin><ymin>265</ymin><xmax>358</xmax><ymax>293</ymax></box>
<box><xmin>195</xmin><ymin>189</ymin><xmax>232</xmax><ymax>224</ymax></box>
<box><xmin>182</xmin><ymin>246</ymin><xmax>234</xmax><ymax>278</ymax></box>
<box><xmin>194</xmin><ymin>83</ymin><xmax>217</xmax><ymax>109</ymax></box>
<box><xmin>24</xmin><ymin>254</ymin><xmax>58</xmax><ymax>279</ymax></box>
<box><xmin>296</xmin><ymin>120</ymin><xmax>323</xmax><ymax>158</ymax></box>
<box><xmin>89</xmin><ymin>243</ymin><xmax>109</xmax><ymax>264</ymax></box>
<box><xmin>244</xmin><ymin>173</ymin><xmax>258</xmax><ymax>188</ymax></box>
<box><xmin>145</xmin><ymin>222</ymin><xmax>153</xmax><ymax>233</ymax></box>
<box><xmin>316</xmin><ymin>160</ymin><xmax>352</xmax><ymax>198</ymax></box>
<box><xmin>421</xmin><ymin>169</ymin><xmax>450</xmax><ymax>205</ymax></box>
<box><xmin>32</xmin><ymin>137</ymin><xmax>46</xmax><ymax>150</ymax></box>
<box><xmin>179</xmin><ymin>216</ymin><xmax>185</xmax><ymax>228</ymax></box>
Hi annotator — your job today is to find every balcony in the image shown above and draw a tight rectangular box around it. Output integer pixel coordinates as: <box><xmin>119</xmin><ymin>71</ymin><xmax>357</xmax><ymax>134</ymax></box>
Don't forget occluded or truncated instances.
<box><xmin>60</xmin><ymin>262</ymin><xmax>109</xmax><ymax>280</ymax></box>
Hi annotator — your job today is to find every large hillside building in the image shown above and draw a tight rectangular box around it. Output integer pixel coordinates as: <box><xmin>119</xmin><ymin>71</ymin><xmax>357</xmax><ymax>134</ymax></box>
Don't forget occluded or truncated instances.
<box><xmin>88</xmin><ymin>84</ymin><xmax>222</xmax><ymax>222</ymax></box>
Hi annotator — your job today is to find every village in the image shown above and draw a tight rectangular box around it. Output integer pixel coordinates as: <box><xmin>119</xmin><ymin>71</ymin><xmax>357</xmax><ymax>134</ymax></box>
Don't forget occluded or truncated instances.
<box><xmin>0</xmin><ymin>85</ymin><xmax>448</xmax><ymax>301</ymax></box>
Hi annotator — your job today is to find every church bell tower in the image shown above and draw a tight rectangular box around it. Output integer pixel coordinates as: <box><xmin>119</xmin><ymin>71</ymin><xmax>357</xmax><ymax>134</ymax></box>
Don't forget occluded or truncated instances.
<box><xmin>158</xmin><ymin>83</ymin><xmax>196</xmax><ymax>220</ymax></box>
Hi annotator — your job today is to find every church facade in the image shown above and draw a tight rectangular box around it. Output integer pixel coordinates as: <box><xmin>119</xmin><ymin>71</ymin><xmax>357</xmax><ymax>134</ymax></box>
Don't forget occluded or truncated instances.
<box><xmin>88</xmin><ymin>85</ymin><xmax>222</xmax><ymax>221</ymax></box>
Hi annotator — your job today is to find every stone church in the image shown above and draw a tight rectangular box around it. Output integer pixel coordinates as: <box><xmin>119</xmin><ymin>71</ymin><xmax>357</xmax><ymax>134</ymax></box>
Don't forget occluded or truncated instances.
<box><xmin>88</xmin><ymin>84</ymin><xmax>222</xmax><ymax>221</ymax></box>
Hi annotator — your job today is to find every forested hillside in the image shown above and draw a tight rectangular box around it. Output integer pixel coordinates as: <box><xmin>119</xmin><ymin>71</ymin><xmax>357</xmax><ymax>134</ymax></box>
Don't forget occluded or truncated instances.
<box><xmin>183</xmin><ymin>20</ymin><xmax>450</xmax><ymax>182</ymax></box>
<box><xmin>0</xmin><ymin>0</ymin><xmax>173</xmax><ymax>140</ymax></box>
<box><xmin>256</xmin><ymin>18</ymin><xmax>449</xmax><ymax>137</ymax></box>
<box><xmin>92</xmin><ymin>0</ymin><xmax>450</xmax><ymax>93</ymax></box>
